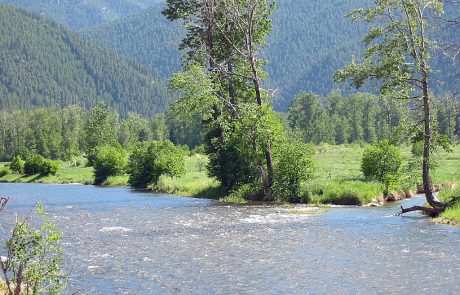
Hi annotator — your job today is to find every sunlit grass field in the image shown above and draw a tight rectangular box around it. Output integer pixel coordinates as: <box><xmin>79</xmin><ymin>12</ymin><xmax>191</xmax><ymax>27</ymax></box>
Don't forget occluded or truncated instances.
<box><xmin>304</xmin><ymin>144</ymin><xmax>460</xmax><ymax>206</ymax></box>
<box><xmin>1</xmin><ymin>144</ymin><xmax>458</xmax><ymax>207</ymax></box>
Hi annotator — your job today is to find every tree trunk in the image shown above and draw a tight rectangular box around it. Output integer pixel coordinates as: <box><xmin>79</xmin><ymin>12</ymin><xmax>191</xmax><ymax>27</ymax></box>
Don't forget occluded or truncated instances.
<box><xmin>249</xmin><ymin>53</ymin><xmax>275</xmax><ymax>198</ymax></box>
<box><xmin>227</xmin><ymin>46</ymin><xmax>237</xmax><ymax>119</ymax></box>
<box><xmin>422</xmin><ymin>75</ymin><xmax>445</xmax><ymax>211</ymax></box>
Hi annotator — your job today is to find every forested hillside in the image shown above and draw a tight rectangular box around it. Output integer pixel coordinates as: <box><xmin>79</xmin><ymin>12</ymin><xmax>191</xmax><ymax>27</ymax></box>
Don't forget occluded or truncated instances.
<box><xmin>83</xmin><ymin>0</ymin><xmax>368</xmax><ymax>104</ymax></box>
<box><xmin>84</xmin><ymin>0</ymin><xmax>459</xmax><ymax>110</ymax></box>
<box><xmin>265</xmin><ymin>0</ymin><xmax>368</xmax><ymax>109</ymax></box>
<box><xmin>85</xmin><ymin>3</ymin><xmax>182</xmax><ymax>78</ymax></box>
<box><xmin>0</xmin><ymin>4</ymin><xmax>170</xmax><ymax>117</ymax></box>
<box><xmin>0</xmin><ymin>0</ymin><xmax>161</xmax><ymax>29</ymax></box>
<box><xmin>3</xmin><ymin>0</ymin><xmax>459</xmax><ymax>112</ymax></box>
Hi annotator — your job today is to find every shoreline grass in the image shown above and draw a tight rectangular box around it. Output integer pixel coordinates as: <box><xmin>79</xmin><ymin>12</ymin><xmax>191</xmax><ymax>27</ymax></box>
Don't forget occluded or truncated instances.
<box><xmin>1</xmin><ymin>145</ymin><xmax>459</xmax><ymax>222</ymax></box>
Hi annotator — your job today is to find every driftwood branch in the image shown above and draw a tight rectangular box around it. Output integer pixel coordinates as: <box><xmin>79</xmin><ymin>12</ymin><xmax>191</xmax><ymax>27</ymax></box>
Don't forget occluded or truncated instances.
<box><xmin>0</xmin><ymin>197</ymin><xmax>8</xmax><ymax>213</ymax></box>
<box><xmin>395</xmin><ymin>205</ymin><xmax>442</xmax><ymax>217</ymax></box>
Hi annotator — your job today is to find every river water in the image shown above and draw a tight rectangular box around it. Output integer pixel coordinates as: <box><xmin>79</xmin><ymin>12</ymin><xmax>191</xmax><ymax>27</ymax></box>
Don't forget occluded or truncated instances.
<box><xmin>0</xmin><ymin>183</ymin><xmax>459</xmax><ymax>294</ymax></box>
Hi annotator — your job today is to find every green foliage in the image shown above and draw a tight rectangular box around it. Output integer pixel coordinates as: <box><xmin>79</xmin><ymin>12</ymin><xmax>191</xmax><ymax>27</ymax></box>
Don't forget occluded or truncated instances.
<box><xmin>273</xmin><ymin>141</ymin><xmax>316</xmax><ymax>202</ymax></box>
<box><xmin>2</xmin><ymin>203</ymin><xmax>66</xmax><ymax>294</ymax></box>
<box><xmin>0</xmin><ymin>167</ymin><xmax>8</xmax><ymax>177</ymax></box>
<box><xmin>361</xmin><ymin>141</ymin><xmax>402</xmax><ymax>195</ymax></box>
<box><xmin>127</xmin><ymin>141</ymin><xmax>186</xmax><ymax>188</ymax></box>
<box><xmin>93</xmin><ymin>144</ymin><xmax>127</xmax><ymax>185</ymax></box>
<box><xmin>24</xmin><ymin>154</ymin><xmax>59</xmax><ymax>176</ymax></box>
<box><xmin>206</xmin><ymin>131</ymin><xmax>259</xmax><ymax>190</ymax></box>
<box><xmin>24</xmin><ymin>154</ymin><xmax>45</xmax><ymax>176</ymax></box>
<box><xmin>288</xmin><ymin>91</ymin><xmax>411</xmax><ymax>145</ymax></box>
<box><xmin>9</xmin><ymin>155</ymin><xmax>25</xmax><ymax>174</ymax></box>
<box><xmin>84</xmin><ymin>103</ymin><xmax>119</xmax><ymax>165</ymax></box>
<box><xmin>120</xmin><ymin>113</ymin><xmax>152</xmax><ymax>148</ymax></box>
<box><xmin>225</xmin><ymin>182</ymin><xmax>262</xmax><ymax>204</ymax></box>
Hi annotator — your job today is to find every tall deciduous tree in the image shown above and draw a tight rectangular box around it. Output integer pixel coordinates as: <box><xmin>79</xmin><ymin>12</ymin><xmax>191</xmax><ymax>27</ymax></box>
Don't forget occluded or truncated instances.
<box><xmin>83</xmin><ymin>103</ymin><xmax>119</xmax><ymax>164</ymax></box>
<box><xmin>335</xmin><ymin>0</ymin><xmax>446</xmax><ymax>214</ymax></box>
<box><xmin>164</xmin><ymin>0</ymin><xmax>279</xmax><ymax>199</ymax></box>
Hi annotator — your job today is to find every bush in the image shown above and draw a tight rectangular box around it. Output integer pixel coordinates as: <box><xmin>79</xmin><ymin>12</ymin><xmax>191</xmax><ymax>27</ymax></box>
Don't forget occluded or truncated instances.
<box><xmin>24</xmin><ymin>154</ymin><xmax>45</xmax><ymax>175</ymax></box>
<box><xmin>361</xmin><ymin>141</ymin><xmax>402</xmax><ymax>195</ymax></box>
<box><xmin>0</xmin><ymin>168</ymin><xmax>9</xmax><ymax>177</ymax></box>
<box><xmin>273</xmin><ymin>141</ymin><xmax>316</xmax><ymax>202</ymax></box>
<box><xmin>41</xmin><ymin>159</ymin><xmax>59</xmax><ymax>176</ymax></box>
<box><xmin>10</xmin><ymin>155</ymin><xmax>25</xmax><ymax>174</ymax></box>
<box><xmin>2</xmin><ymin>203</ymin><xmax>66</xmax><ymax>294</ymax></box>
<box><xmin>127</xmin><ymin>141</ymin><xmax>186</xmax><ymax>188</ymax></box>
<box><xmin>24</xmin><ymin>154</ymin><xmax>59</xmax><ymax>176</ymax></box>
<box><xmin>93</xmin><ymin>144</ymin><xmax>127</xmax><ymax>185</ymax></box>
<box><xmin>222</xmin><ymin>182</ymin><xmax>262</xmax><ymax>203</ymax></box>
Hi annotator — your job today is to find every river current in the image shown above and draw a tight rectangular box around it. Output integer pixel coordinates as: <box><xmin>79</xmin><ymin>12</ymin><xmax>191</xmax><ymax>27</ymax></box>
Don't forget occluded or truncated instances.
<box><xmin>0</xmin><ymin>183</ymin><xmax>459</xmax><ymax>294</ymax></box>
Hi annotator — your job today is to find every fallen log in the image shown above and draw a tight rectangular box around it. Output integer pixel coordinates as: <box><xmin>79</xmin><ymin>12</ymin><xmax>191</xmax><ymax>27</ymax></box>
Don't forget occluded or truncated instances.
<box><xmin>395</xmin><ymin>205</ymin><xmax>443</xmax><ymax>217</ymax></box>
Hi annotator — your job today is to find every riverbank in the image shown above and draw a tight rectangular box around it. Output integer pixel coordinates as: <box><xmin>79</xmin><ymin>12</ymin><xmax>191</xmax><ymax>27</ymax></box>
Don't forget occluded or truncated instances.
<box><xmin>0</xmin><ymin>155</ymin><xmax>225</xmax><ymax>199</ymax></box>
<box><xmin>1</xmin><ymin>144</ymin><xmax>459</xmax><ymax>219</ymax></box>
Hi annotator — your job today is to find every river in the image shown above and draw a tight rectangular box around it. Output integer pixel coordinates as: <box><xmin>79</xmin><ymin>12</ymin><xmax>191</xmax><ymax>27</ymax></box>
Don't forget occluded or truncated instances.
<box><xmin>0</xmin><ymin>183</ymin><xmax>459</xmax><ymax>294</ymax></box>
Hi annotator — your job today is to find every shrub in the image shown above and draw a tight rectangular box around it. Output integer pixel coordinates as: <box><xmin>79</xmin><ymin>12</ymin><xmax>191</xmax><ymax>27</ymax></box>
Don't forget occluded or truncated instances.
<box><xmin>222</xmin><ymin>182</ymin><xmax>261</xmax><ymax>203</ymax></box>
<box><xmin>127</xmin><ymin>141</ymin><xmax>186</xmax><ymax>188</ymax></box>
<box><xmin>10</xmin><ymin>155</ymin><xmax>25</xmax><ymax>174</ymax></box>
<box><xmin>2</xmin><ymin>203</ymin><xmax>66</xmax><ymax>294</ymax></box>
<box><xmin>93</xmin><ymin>144</ymin><xmax>127</xmax><ymax>185</ymax></box>
<box><xmin>0</xmin><ymin>168</ymin><xmax>9</xmax><ymax>177</ymax></box>
<box><xmin>24</xmin><ymin>154</ymin><xmax>59</xmax><ymax>176</ymax></box>
<box><xmin>24</xmin><ymin>154</ymin><xmax>45</xmax><ymax>175</ymax></box>
<box><xmin>361</xmin><ymin>141</ymin><xmax>402</xmax><ymax>195</ymax></box>
<box><xmin>273</xmin><ymin>141</ymin><xmax>316</xmax><ymax>202</ymax></box>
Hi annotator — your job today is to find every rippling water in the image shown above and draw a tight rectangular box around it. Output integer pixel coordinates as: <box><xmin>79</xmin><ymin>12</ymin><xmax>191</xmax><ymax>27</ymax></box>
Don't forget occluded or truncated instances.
<box><xmin>1</xmin><ymin>183</ymin><xmax>459</xmax><ymax>294</ymax></box>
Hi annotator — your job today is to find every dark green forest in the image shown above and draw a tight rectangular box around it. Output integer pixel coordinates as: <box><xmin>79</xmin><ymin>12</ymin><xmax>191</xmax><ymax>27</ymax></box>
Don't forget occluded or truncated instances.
<box><xmin>1</xmin><ymin>1</ymin><xmax>458</xmax><ymax>113</ymax></box>
<box><xmin>84</xmin><ymin>0</ymin><xmax>370</xmax><ymax>109</ymax></box>
<box><xmin>84</xmin><ymin>3</ymin><xmax>183</xmax><ymax>79</ymax></box>
<box><xmin>85</xmin><ymin>0</ymin><xmax>460</xmax><ymax>110</ymax></box>
<box><xmin>0</xmin><ymin>4</ymin><xmax>170</xmax><ymax>117</ymax></box>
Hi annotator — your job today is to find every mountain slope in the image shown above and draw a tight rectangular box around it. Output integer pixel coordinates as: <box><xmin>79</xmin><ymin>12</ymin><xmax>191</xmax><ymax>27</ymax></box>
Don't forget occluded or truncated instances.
<box><xmin>83</xmin><ymin>0</ymin><xmax>370</xmax><ymax>109</ymax></box>
<box><xmin>0</xmin><ymin>0</ymin><xmax>162</xmax><ymax>30</ymax></box>
<box><xmin>0</xmin><ymin>4</ymin><xmax>169</xmax><ymax>117</ymax></box>
<box><xmin>85</xmin><ymin>2</ymin><xmax>182</xmax><ymax>79</ymax></box>
<box><xmin>4</xmin><ymin>0</ymin><xmax>459</xmax><ymax>112</ymax></box>
<box><xmin>85</xmin><ymin>0</ymin><xmax>460</xmax><ymax>110</ymax></box>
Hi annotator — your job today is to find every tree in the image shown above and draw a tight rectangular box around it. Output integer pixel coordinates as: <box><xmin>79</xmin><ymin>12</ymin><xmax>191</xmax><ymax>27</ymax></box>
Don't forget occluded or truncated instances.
<box><xmin>272</xmin><ymin>140</ymin><xmax>316</xmax><ymax>202</ymax></box>
<box><xmin>83</xmin><ymin>103</ymin><xmax>119</xmax><ymax>165</ymax></box>
<box><xmin>335</xmin><ymin>0</ymin><xmax>447</xmax><ymax>215</ymax></box>
<box><xmin>24</xmin><ymin>154</ymin><xmax>59</xmax><ymax>176</ymax></box>
<box><xmin>120</xmin><ymin>113</ymin><xmax>151</xmax><ymax>148</ymax></box>
<box><xmin>164</xmin><ymin>0</ymin><xmax>279</xmax><ymax>200</ymax></box>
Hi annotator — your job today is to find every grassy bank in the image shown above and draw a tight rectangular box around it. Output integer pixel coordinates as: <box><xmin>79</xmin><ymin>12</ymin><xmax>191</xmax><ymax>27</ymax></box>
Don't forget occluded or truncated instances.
<box><xmin>1</xmin><ymin>144</ymin><xmax>459</xmax><ymax>211</ymax></box>
<box><xmin>0</xmin><ymin>155</ymin><xmax>225</xmax><ymax>199</ymax></box>
<box><xmin>435</xmin><ymin>187</ymin><xmax>460</xmax><ymax>225</ymax></box>
<box><xmin>0</xmin><ymin>162</ymin><xmax>94</xmax><ymax>184</ymax></box>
